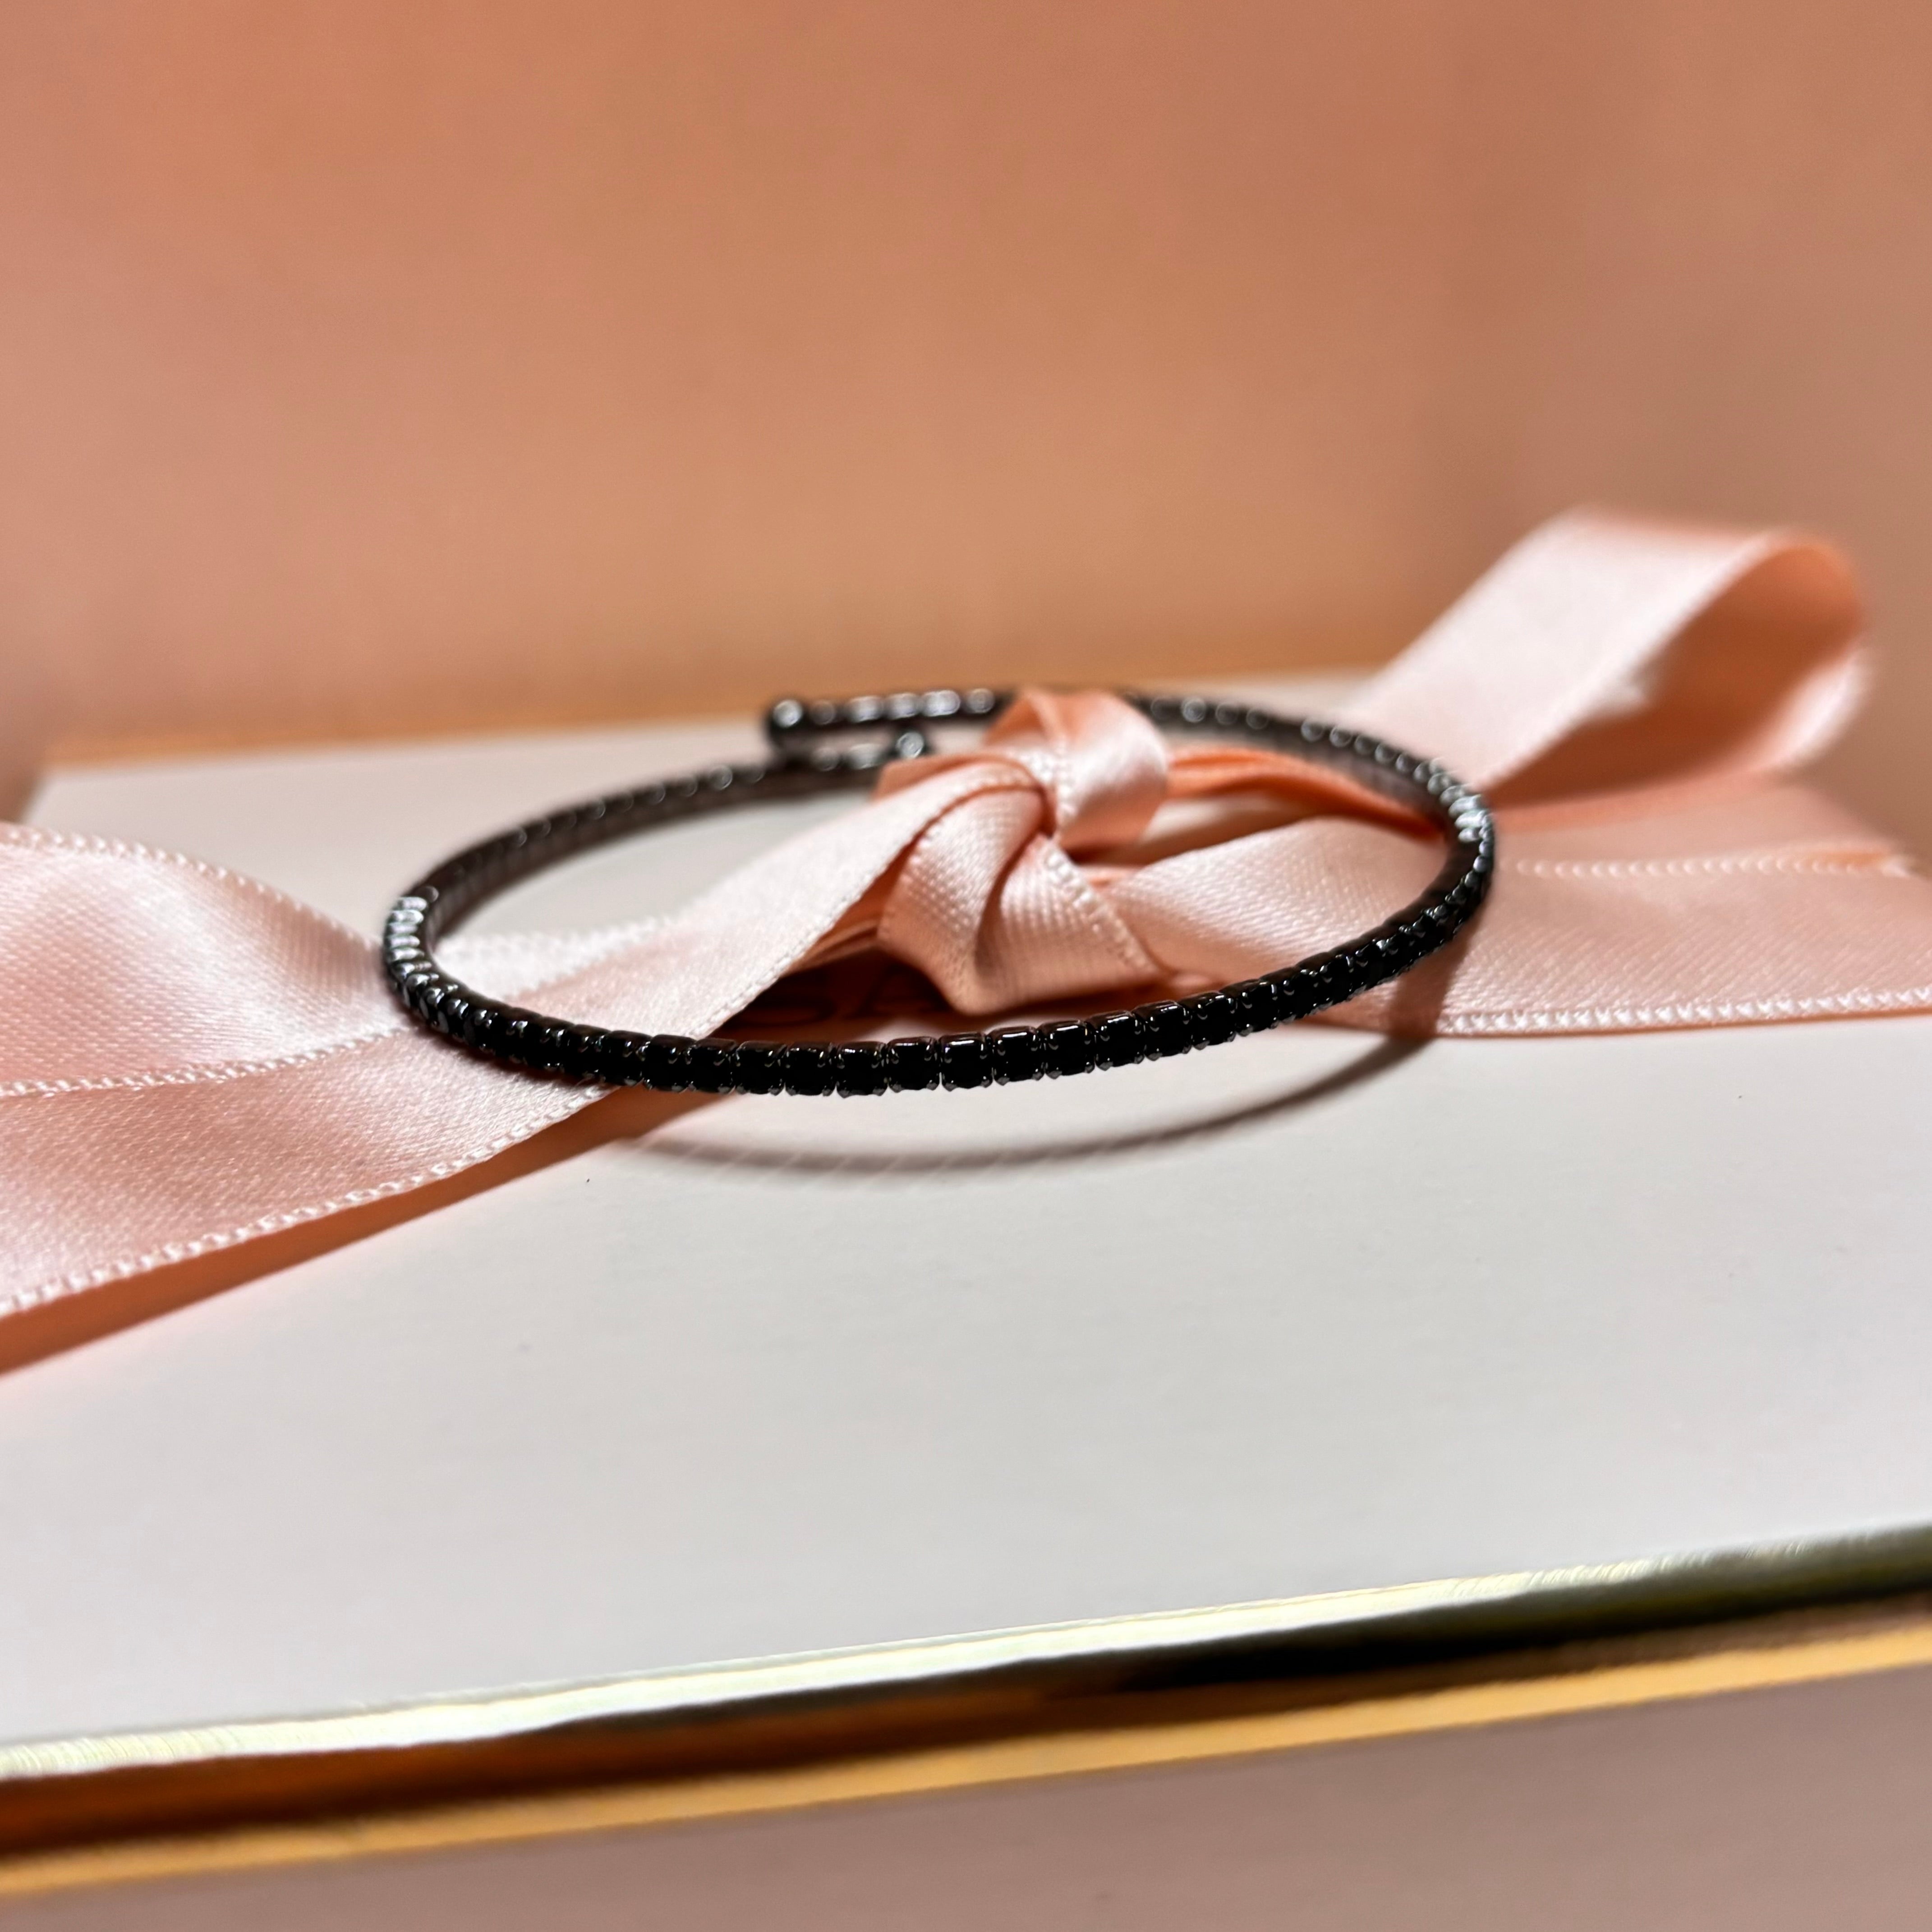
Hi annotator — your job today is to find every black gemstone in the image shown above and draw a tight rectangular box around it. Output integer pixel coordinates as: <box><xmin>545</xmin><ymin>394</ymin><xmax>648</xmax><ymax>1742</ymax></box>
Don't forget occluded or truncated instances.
<box><xmin>1364</xmin><ymin>930</ymin><xmax>1403</xmax><ymax>970</ymax></box>
<box><xmin>1187</xmin><ymin>991</ymin><xmax>1239</xmax><ymax>1045</ymax></box>
<box><xmin>1270</xmin><ymin>968</ymin><xmax>1323</xmax><ymax>1018</ymax></box>
<box><xmin>642</xmin><ymin>1035</ymin><xmax>694</xmax><ymax>1091</ymax></box>
<box><xmin>1381</xmin><ymin>923</ymin><xmax>1425</xmax><ymax>966</ymax></box>
<box><xmin>1039</xmin><ymin>1020</ymin><xmax>1095</xmax><ymax>1076</ymax></box>
<box><xmin>1134</xmin><ymin>1000</ymin><xmax>1195</xmax><ymax>1058</ymax></box>
<box><xmin>733</xmin><ymin>1042</ymin><xmax>784</xmax><ymax>1095</ymax></box>
<box><xmin>883</xmin><ymin>1037</ymin><xmax>941</xmax><ymax>1091</ymax></box>
<box><xmin>1227</xmin><ymin>980</ymin><xmax>1279</xmax><ymax>1032</ymax></box>
<box><xmin>460</xmin><ymin>999</ymin><xmax>504</xmax><ymax>1051</ymax></box>
<box><xmin>989</xmin><ymin>1026</ymin><xmax>1042</xmax><ymax>1082</ymax></box>
<box><xmin>1089</xmin><ymin>1011</ymin><xmax>1143</xmax><ymax>1068</ymax></box>
<box><xmin>1340</xmin><ymin>944</ymin><xmax>1385</xmax><ymax>990</ymax></box>
<box><xmin>1309</xmin><ymin>952</ymin><xmax>1356</xmax><ymax>1000</ymax></box>
<box><xmin>435</xmin><ymin>991</ymin><xmax>473</xmax><ymax>1042</ymax></box>
<box><xmin>493</xmin><ymin>1011</ymin><xmax>536</xmax><ymax>1064</ymax></box>
<box><xmin>937</xmin><ymin>1034</ymin><xmax>992</xmax><ymax>1088</ymax></box>
<box><xmin>833</xmin><ymin>1043</ymin><xmax>886</xmax><ymax>1096</ymax></box>
<box><xmin>575</xmin><ymin>1030</ymin><xmax>630</xmax><ymax>1085</ymax></box>
<box><xmin>516</xmin><ymin>1020</ymin><xmax>563</xmax><ymax>1072</ymax></box>
<box><xmin>553</xmin><ymin>1023</ymin><xmax>603</xmax><ymax>1081</ymax></box>
<box><xmin>600</xmin><ymin>1031</ymin><xmax>650</xmax><ymax>1085</ymax></box>
<box><xmin>781</xmin><ymin>1043</ymin><xmax>833</xmax><ymax>1095</ymax></box>
<box><xmin>687</xmin><ymin>1040</ymin><xmax>740</xmax><ymax>1093</ymax></box>
<box><xmin>520</xmin><ymin>1021</ymin><xmax>574</xmax><ymax>1076</ymax></box>
<box><xmin>461</xmin><ymin>1002</ymin><xmax>504</xmax><ymax>1052</ymax></box>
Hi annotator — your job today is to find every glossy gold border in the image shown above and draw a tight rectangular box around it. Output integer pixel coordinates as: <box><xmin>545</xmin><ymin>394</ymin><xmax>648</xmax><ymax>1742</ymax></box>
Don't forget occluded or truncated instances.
<box><xmin>0</xmin><ymin>1564</ymin><xmax>1638</xmax><ymax>1784</ymax></box>
<box><xmin>7</xmin><ymin>1524</ymin><xmax>1932</xmax><ymax>1898</ymax></box>
<box><xmin>15</xmin><ymin>1525</ymin><xmax>1932</xmax><ymax>1789</ymax></box>
<box><xmin>7</xmin><ymin>1610</ymin><xmax>1932</xmax><ymax>1901</ymax></box>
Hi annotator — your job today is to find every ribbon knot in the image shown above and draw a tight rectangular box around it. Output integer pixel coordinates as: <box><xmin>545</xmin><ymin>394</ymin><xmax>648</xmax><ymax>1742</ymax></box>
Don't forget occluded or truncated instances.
<box><xmin>838</xmin><ymin>686</ymin><xmax>1425</xmax><ymax>1016</ymax></box>
<box><xmin>937</xmin><ymin>688</ymin><xmax>1173</xmax><ymax>854</ymax></box>
<box><xmin>865</xmin><ymin>689</ymin><xmax>1175</xmax><ymax>1013</ymax></box>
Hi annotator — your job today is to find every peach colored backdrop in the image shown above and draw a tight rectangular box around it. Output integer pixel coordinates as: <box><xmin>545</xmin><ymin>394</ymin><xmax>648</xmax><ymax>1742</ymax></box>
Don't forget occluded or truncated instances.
<box><xmin>4</xmin><ymin>2</ymin><xmax>1931</xmax><ymax>845</ymax></box>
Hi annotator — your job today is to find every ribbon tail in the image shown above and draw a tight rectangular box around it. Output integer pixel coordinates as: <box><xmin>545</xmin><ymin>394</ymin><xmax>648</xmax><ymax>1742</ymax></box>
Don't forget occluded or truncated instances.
<box><xmin>1345</xmin><ymin>509</ymin><xmax>1867</xmax><ymax>797</ymax></box>
<box><xmin>0</xmin><ymin>761</ymin><xmax>1016</xmax><ymax>1311</ymax></box>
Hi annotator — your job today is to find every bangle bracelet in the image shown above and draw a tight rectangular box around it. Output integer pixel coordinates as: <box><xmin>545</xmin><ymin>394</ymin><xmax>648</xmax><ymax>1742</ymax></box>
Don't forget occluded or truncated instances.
<box><xmin>382</xmin><ymin>689</ymin><xmax>1495</xmax><ymax>1095</ymax></box>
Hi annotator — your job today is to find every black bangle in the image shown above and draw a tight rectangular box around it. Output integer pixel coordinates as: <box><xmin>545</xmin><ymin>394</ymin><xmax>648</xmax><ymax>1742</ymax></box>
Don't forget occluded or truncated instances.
<box><xmin>382</xmin><ymin>689</ymin><xmax>1494</xmax><ymax>1095</ymax></box>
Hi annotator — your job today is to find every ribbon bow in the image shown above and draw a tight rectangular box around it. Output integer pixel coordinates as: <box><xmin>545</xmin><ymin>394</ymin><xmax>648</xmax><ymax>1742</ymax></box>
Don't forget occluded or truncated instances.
<box><xmin>5</xmin><ymin>511</ymin><xmax>1930</xmax><ymax>1319</ymax></box>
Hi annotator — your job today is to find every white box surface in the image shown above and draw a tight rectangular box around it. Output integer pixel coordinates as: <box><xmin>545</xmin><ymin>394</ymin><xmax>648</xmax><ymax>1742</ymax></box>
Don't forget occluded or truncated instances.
<box><xmin>8</xmin><ymin>685</ymin><xmax>1932</xmax><ymax>1754</ymax></box>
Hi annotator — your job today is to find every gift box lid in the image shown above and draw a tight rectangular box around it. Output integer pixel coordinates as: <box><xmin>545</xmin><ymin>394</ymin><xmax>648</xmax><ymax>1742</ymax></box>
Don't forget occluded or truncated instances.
<box><xmin>6</xmin><ymin>681</ymin><xmax>1932</xmax><ymax>1784</ymax></box>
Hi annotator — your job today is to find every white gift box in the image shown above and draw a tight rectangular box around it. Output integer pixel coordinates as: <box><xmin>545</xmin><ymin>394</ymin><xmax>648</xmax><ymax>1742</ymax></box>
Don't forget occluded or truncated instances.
<box><xmin>6</xmin><ymin>684</ymin><xmax>1932</xmax><ymax>1927</ymax></box>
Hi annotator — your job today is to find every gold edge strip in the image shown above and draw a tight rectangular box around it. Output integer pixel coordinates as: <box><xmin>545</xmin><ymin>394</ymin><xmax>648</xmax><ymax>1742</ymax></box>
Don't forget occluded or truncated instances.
<box><xmin>8</xmin><ymin>1616</ymin><xmax>1932</xmax><ymax>1902</ymax></box>
<box><xmin>0</xmin><ymin>1566</ymin><xmax>1562</xmax><ymax>1781</ymax></box>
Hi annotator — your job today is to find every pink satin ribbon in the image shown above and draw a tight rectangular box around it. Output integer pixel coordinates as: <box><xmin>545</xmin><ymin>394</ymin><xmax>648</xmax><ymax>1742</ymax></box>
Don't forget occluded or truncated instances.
<box><xmin>6</xmin><ymin>510</ymin><xmax>1931</xmax><ymax>1315</ymax></box>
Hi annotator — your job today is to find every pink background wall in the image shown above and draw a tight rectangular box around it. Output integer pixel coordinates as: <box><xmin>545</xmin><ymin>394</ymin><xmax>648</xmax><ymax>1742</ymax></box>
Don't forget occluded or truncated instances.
<box><xmin>5</xmin><ymin>2</ymin><xmax>1931</xmax><ymax>841</ymax></box>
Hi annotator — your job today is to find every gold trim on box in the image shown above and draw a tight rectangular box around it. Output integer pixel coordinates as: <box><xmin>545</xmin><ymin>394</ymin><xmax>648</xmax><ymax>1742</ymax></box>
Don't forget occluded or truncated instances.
<box><xmin>8</xmin><ymin>1524</ymin><xmax>1932</xmax><ymax>1897</ymax></box>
